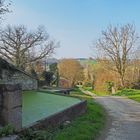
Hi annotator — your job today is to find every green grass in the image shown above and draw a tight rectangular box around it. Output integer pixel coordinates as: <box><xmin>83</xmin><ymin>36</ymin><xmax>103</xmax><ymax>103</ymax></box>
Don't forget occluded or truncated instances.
<box><xmin>82</xmin><ymin>86</ymin><xmax>108</xmax><ymax>96</ymax></box>
<box><xmin>128</xmin><ymin>95</ymin><xmax>140</xmax><ymax>103</ymax></box>
<box><xmin>20</xmin><ymin>89</ymin><xmax>105</xmax><ymax>140</ymax></box>
<box><xmin>53</xmin><ymin>94</ymin><xmax>105</xmax><ymax>140</ymax></box>
<box><xmin>82</xmin><ymin>86</ymin><xmax>93</xmax><ymax>92</ymax></box>
<box><xmin>115</xmin><ymin>89</ymin><xmax>140</xmax><ymax>96</ymax></box>
<box><xmin>114</xmin><ymin>89</ymin><xmax>140</xmax><ymax>103</ymax></box>
<box><xmin>0</xmin><ymin>124</ymin><xmax>15</xmax><ymax>137</ymax></box>
<box><xmin>94</xmin><ymin>91</ymin><xmax>109</xmax><ymax>96</ymax></box>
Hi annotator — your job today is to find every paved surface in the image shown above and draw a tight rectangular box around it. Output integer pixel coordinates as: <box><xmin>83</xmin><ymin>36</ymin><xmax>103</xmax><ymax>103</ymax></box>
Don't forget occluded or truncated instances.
<box><xmin>95</xmin><ymin>96</ymin><xmax>140</xmax><ymax>140</ymax></box>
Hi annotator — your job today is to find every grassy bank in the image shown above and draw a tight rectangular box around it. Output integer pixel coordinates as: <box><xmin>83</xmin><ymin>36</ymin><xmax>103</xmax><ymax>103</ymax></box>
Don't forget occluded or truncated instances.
<box><xmin>128</xmin><ymin>95</ymin><xmax>140</xmax><ymax>102</ymax></box>
<box><xmin>20</xmin><ymin>88</ymin><xmax>105</xmax><ymax>140</ymax></box>
<box><xmin>115</xmin><ymin>89</ymin><xmax>140</xmax><ymax>103</ymax></box>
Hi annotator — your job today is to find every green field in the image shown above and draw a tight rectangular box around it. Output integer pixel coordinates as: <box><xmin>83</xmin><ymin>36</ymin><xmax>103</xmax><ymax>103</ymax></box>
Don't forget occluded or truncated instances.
<box><xmin>22</xmin><ymin>91</ymin><xmax>81</xmax><ymax>127</ymax></box>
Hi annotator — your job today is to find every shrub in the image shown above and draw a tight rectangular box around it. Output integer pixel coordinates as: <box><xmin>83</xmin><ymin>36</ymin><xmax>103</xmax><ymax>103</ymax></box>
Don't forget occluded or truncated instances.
<box><xmin>115</xmin><ymin>89</ymin><xmax>140</xmax><ymax>96</ymax></box>
<box><xmin>84</xmin><ymin>82</ymin><xmax>92</xmax><ymax>87</ymax></box>
<box><xmin>19</xmin><ymin>129</ymin><xmax>52</xmax><ymax>140</ymax></box>
<box><xmin>106</xmin><ymin>81</ymin><xmax>114</xmax><ymax>94</ymax></box>
<box><xmin>0</xmin><ymin>124</ymin><xmax>15</xmax><ymax>137</ymax></box>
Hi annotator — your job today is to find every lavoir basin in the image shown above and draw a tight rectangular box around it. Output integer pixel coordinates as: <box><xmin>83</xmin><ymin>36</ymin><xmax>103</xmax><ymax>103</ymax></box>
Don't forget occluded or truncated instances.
<box><xmin>22</xmin><ymin>91</ymin><xmax>81</xmax><ymax>127</ymax></box>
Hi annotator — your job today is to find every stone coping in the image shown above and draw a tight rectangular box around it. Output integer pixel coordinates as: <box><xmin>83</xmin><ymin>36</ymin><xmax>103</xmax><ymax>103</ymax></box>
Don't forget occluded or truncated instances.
<box><xmin>0</xmin><ymin>84</ymin><xmax>21</xmax><ymax>92</ymax></box>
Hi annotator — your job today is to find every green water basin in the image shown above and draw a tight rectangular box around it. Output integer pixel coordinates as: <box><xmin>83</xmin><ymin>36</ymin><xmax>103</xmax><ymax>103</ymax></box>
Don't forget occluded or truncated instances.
<box><xmin>22</xmin><ymin>91</ymin><xmax>81</xmax><ymax>127</ymax></box>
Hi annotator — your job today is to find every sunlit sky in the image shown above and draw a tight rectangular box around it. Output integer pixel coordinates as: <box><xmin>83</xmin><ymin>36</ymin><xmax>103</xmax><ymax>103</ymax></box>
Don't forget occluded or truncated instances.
<box><xmin>3</xmin><ymin>0</ymin><xmax>140</xmax><ymax>58</ymax></box>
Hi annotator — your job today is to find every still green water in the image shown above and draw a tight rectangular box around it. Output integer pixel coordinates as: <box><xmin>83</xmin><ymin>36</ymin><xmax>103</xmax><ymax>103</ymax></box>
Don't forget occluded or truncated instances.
<box><xmin>22</xmin><ymin>91</ymin><xmax>81</xmax><ymax>127</ymax></box>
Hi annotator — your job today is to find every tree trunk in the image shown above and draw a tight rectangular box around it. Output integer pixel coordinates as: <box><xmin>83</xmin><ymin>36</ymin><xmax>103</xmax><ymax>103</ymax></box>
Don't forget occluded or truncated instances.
<box><xmin>91</xmin><ymin>80</ymin><xmax>95</xmax><ymax>90</ymax></box>
<box><xmin>111</xmin><ymin>86</ymin><xmax>116</xmax><ymax>94</ymax></box>
<box><xmin>120</xmin><ymin>75</ymin><xmax>125</xmax><ymax>88</ymax></box>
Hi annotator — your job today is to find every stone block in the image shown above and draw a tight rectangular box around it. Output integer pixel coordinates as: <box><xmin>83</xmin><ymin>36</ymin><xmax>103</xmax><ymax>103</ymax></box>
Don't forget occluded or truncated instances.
<box><xmin>3</xmin><ymin>90</ymin><xmax>22</xmax><ymax>109</ymax></box>
<box><xmin>1</xmin><ymin>108</ymin><xmax>22</xmax><ymax>131</ymax></box>
<box><xmin>0</xmin><ymin>94</ymin><xmax>2</xmax><ymax>108</ymax></box>
<box><xmin>0</xmin><ymin>84</ymin><xmax>22</xmax><ymax>131</ymax></box>
<box><xmin>0</xmin><ymin>135</ymin><xmax>19</xmax><ymax>140</ymax></box>
<box><xmin>0</xmin><ymin>84</ymin><xmax>21</xmax><ymax>92</ymax></box>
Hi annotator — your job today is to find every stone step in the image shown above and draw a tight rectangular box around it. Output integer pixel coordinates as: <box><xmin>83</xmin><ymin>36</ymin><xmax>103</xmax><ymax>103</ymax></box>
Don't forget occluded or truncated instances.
<box><xmin>0</xmin><ymin>135</ymin><xmax>19</xmax><ymax>140</ymax></box>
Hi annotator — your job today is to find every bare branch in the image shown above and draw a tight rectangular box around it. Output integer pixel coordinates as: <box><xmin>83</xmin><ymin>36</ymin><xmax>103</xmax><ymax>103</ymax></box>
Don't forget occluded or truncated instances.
<box><xmin>0</xmin><ymin>25</ymin><xmax>58</xmax><ymax>70</ymax></box>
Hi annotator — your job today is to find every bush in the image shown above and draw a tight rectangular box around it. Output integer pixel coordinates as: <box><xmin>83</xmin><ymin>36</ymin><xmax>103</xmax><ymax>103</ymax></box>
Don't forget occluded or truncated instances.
<box><xmin>115</xmin><ymin>89</ymin><xmax>140</xmax><ymax>96</ymax></box>
<box><xmin>42</xmin><ymin>71</ymin><xmax>54</xmax><ymax>86</ymax></box>
<box><xmin>84</xmin><ymin>82</ymin><xmax>92</xmax><ymax>87</ymax></box>
<box><xmin>19</xmin><ymin>129</ymin><xmax>52</xmax><ymax>140</ymax></box>
<box><xmin>106</xmin><ymin>81</ymin><xmax>114</xmax><ymax>94</ymax></box>
<box><xmin>0</xmin><ymin>124</ymin><xmax>15</xmax><ymax>137</ymax></box>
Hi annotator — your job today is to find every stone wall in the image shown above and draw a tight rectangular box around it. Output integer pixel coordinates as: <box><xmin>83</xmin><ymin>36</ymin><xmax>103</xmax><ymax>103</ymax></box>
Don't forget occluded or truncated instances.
<box><xmin>0</xmin><ymin>93</ymin><xmax>2</xmax><ymax>115</ymax></box>
<box><xmin>2</xmin><ymin>70</ymin><xmax>38</xmax><ymax>90</ymax></box>
<box><xmin>0</xmin><ymin>84</ymin><xmax>22</xmax><ymax>131</ymax></box>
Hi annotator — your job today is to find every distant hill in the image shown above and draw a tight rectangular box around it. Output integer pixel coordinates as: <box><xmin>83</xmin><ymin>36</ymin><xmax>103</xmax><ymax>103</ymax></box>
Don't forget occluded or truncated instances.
<box><xmin>45</xmin><ymin>58</ymin><xmax>96</xmax><ymax>66</ymax></box>
<box><xmin>76</xmin><ymin>58</ymin><xmax>96</xmax><ymax>66</ymax></box>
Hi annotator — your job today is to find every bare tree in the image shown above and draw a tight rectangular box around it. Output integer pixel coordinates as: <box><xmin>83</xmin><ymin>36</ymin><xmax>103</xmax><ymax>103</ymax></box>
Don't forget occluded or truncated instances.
<box><xmin>84</xmin><ymin>63</ymin><xmax>96</xmax><ymax>89</ymax></box>
<box><xmin>96</xmin><ymin>24</ymin><xmax>138</xmax><ymax>88</ymax></box>
<box><xmin>0</xmin><ymin>25</ymin><xmax>58</xmax><ymax>70</ymax></box>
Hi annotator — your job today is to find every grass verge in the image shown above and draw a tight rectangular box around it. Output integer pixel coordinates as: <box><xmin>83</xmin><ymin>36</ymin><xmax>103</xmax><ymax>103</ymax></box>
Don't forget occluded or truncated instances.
<box><xmin>82</xmin><ymin>86</ymin><xmax>108</xmax><ymax>96</ymax></box>
<box><xmin>114</xmin><ymin>89</ymin><xmax>140</xmax><ymax>103</ymax></box>
<box><xmin>128</xmin><ymin>95</ymin><xmax>140</xmax><ymax>103</ymax></box>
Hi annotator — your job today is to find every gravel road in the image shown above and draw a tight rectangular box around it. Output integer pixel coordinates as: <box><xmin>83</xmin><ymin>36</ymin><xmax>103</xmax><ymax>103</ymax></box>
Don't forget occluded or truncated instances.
<box><xmin>95</xmin><ymin>96</ymin><xmax>140</xmax><ymax>140</ymax></box>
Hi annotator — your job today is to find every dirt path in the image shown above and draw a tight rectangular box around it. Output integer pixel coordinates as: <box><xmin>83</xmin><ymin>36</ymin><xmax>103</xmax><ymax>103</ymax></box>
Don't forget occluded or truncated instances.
<box><xmin>95</xmin><ymin>96</ymin><xmax>140</xmax><ymax>140</ymax></box>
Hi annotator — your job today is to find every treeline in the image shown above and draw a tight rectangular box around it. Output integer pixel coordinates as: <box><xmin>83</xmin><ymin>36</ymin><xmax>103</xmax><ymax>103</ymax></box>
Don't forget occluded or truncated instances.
<box><xmin>56</xmin><ymin>57</ymin><xmax>140</xmax><ymax>94</ymax></box>
<box><xmin>83</xmin><ymin>58</ymin><xmax>140</xmax><ymax>94</ymax></box>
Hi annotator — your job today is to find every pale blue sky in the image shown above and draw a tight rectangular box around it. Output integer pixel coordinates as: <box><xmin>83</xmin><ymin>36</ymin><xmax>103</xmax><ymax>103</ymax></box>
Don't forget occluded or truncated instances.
<box><xmin>3</xmin><ymin>0</ymin><xmax>140</xmax><ymax>58</ymax></box>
